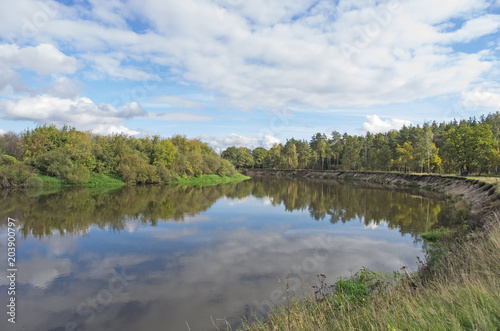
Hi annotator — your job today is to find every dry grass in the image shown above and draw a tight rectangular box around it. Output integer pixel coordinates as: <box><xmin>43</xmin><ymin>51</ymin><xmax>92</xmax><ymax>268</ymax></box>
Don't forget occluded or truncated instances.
<box><xmin>241</xmin><ymin>217</ymin><xmax>500</xmax><ymax>331</ymax></box>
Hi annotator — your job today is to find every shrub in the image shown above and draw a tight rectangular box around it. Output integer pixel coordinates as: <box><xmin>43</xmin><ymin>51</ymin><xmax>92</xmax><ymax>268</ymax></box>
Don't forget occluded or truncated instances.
<box><xmin>34</xmin><ymin>149</ymin><xmax>72</xmax><ymax>178</ymax></box>
<box><xmin>0</xmin><ymin>163</ymin><xmax>37</xmax><ymax>188</ymax></box>
<box><xmin>25</xmin><ymin>176</ymin><xmax>43</xmax><ymax>188</ymax></box>
<box><xmin>172</xmin><ymin>154</ymin><xmax>193</xmax><ymax>176</ymax></box>
<box><xmin>217</xmin><ymin>159</ymin><xmax>237</xmax><ymax>177</ymax></box>
<box><xmin>0</xmin><ymin>154</ymin><xmax>17</xmax><ymax>166</ymax></box>
<box><xmin>156</xmin><ymin>164</ymin><xmax>178</xmax><ymax>182</ymax></box>
<box><xmin>203</xmin><ymin>154</ymin><xmax>220</xmax><ymax>174</ymax></box>
<box><xmin>118</xmin><ymin>153</ymin><xmax>160</xmax><ymax>184</ymax></box>
<box><xmin>66</xmin><ymin>164</ymin><xmax>90</xmax><ymax>184</ymax></box>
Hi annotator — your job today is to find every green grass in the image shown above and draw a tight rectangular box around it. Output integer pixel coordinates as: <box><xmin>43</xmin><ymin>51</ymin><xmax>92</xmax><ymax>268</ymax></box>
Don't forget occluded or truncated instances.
<box><xmin>241</xmin><ymin>217</ymin><xmax>500</xmax><ymax>331</ymax></box>
<box><xmin>168</xmin><ymin>173</ymin><xmax>250</xmax><ymax>186</ymax></box>
<box><xmin>37</xmin><ymin>175</ymin><xmax>70</xmax><ymax>188</ymax></box>
<box><xmin>83</xmin><ymin>173</ymin><xmax>125</xmax><ymax>187</ymax></box>
<box><xmin>29</xmin><ymin>173</ymin><xmax>248</xmax><ymax>191</ymax></box>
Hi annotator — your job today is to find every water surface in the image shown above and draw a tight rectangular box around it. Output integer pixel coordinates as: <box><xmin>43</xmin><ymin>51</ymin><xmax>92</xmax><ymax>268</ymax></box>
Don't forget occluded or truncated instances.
<box><xmin>0</xmin><ymin>177</ymin><xmax>449</xmax><ymax>330</ymax></box>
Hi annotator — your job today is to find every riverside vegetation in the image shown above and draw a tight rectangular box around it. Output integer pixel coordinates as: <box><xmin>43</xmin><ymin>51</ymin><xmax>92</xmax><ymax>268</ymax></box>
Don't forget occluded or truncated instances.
<box><xmin>221</xmin><ymin>112</ymin><xmax>500</xmax><ymax>175</ymax></box>
<box><xmin>0</xmin><ymin>124</ymin><xmax>246</xmax><ymax>188</ymax></box>
<box><xmin>239</xmin><ymin>179</ymin><xmax>500</xmax><ymax>331</ymax></box>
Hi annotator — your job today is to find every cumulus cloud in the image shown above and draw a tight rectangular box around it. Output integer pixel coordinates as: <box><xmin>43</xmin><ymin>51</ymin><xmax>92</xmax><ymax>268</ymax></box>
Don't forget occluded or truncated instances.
<box><xmin>362</xmin><ymin>115</ymin><xmax>413</xmax><ymax>133</ymax></box>
<box><xmin>198</xmin><ymin>133</ymin><xmax>281</xmax><ymax>152</ymax></box>
<box><xmin>45</xmin><ymin>76</ymin><xmax>80</xmax><ymax>99</ymax></box>
<box><xmin>120</xmin><ymin>101</ymin><xmax>148</xmax><ymax>118</ymax></box>
<box><xmin>0</xmin><ymin>95</ymin><xmax>132</xmax><ymax>126</ymax></box>
<box><xmin>0</xmin><ymin>43</ymin><xmax>78</xmax><ymax>76</ymax></box>
<box><xmin>461</xmin><ymin>88</ymin><xmax>500</xmax><ymax>109</ymax></box>
<box><xmin>0</xmin><ymin>95</ymin><xmax>209</xmax><ymax>135</ymax></box>
<box><xmin>0</xmin><ymin>0</ymin><xmax>498</xmax><ymax>123</ymax></box>
<box><xmin>0</xmin><ymin>0</ymin><xmax>496</xmax><ymax>111</ymax></box>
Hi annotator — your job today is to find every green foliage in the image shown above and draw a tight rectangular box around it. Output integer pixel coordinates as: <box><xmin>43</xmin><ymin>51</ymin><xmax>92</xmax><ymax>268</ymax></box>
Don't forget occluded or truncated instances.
<box><xmin>222</xmin><ymin>146</ymin><xmax>255</xmax><ymax>168</ymax></box>
<box><xmin>34</xmin><ymin>149</ymin><xmax>73</xmax><ymax>178</ymax></box>
<box><xmin>219</xmin><ymin>112</ymin><xmax>500</xmax><ymax>175</ymax></box>
<box><xmin>3</xmin><ymin>125</ymin><xmax>238</xmax><ymax>187</ymax></box>
<box><xmin>217</xmin><ymin>159</ymin><xmax>237</xmax><ymax>177</ymax></box>
<box><xmin>85</xmin><ymin>173</ymin><xmax>125</xmax><ymax>187</ymax></box>
<box><xmin>0</xmin><ymin>132</ymin><xmax>22</xmax><ymax>159</ymax></box>
<box><xmin>0</xmin><ymin>154</ymin><xmax>17</xmax><ymax>166</ymax></box>
<box><xmin>422</xmin><ymin>227</ymin><xmax>453</xmax><ymax>244</ymax></box>
<box><xmin>0</xmin><ymin>162</ymin><xmax>37</xmax><ymax>188</ymax></box>
<box><xmin>155</xmin><ymin>164</ymin><xmax>179</xmax><ymax>182</ymax></box>
<box><xmin>66</xmin><ymin>164</ymin><xmax>90</xmax><ymax>184</ymax></box>
<box><xmin>444</xmin><ymin>123</ymin><xmax>499</xmax><ymax>173</ymax></box>
<box><xmin>396</xmin><ymin>141</ymin><xmax>415</xmax><ymax>172</ymax></box>
<box><xmin>117</xmin><ymin>153</ymin><xmax>159</xmax><ymax>184</ymax></box>
<box><xmin>335</xmin><ymin>272</ymin><xmax>370</xmax><ymax>304</ymax></box>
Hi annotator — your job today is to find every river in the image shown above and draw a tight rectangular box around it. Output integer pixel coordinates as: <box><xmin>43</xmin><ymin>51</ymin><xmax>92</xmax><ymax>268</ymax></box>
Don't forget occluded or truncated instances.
<box><xmin>0</xmin><ymin>177</ymin><xmax>451</xmax><ymax>330</ymax></box>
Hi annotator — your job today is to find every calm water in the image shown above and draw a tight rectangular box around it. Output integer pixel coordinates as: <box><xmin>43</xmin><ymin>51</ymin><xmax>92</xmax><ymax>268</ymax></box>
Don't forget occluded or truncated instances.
<box><xmin>0</xmin><ymin>177</ymin><xmax>450</xmax><ymax>331</ymax></box>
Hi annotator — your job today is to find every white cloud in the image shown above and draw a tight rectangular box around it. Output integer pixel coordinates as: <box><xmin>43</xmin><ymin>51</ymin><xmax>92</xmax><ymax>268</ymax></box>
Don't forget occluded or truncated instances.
<box><xmin>0</xmin><ymin>43</ymin><xmax>78</xmax><ymax>76</ymax></box>
<box><xmin>444</xmin><ymin>14</ymin><xmax>500</xmax><ymax>44</ymax></box>
<box><xmin>0</xmin><ymin>95</ymin><xmax>130</xmax><ymax>126</ymax></box>
<box><xmin>198</xmin><ymin>133</ymin><xmax>281</xmax><ymax>152</ymax></box>
<box><xmin>0</xmin><ymin>0</ymin><xmax>498</xmax><ymax>113</ymax></box>
<box><xmin>0</xmin><ymin>94</ymin><xmax>213</xmax><ymax>134</ymax></box>
<box><xmin>92</xmin><ymin>124</ymin><xmax>141</xmax><ymax>136</ymax></box>
<box><xmin>85</xmin><ymin>53</ymin><xmax>159</xmax><ymax>81</ymax></box>
<box><xmin>45</xmin><ymin>76</ymin><xmax>80</xmax><ymax>99</ymax></box>
<box><xmin>362</xmin><ymin>114</ymin><xmax>413</xmax><ymax>133</ymax></box>
<box><xmin>461</xmin><ymin>88</ymin><xmax>500</xmax><ymax>109</ymax></box>
<box><xmin>120</xmin><ymin>101</ymin><xmax>148</xmax><ymax>118</ymax></box>
<box><xmin>0</xmin><ymin>129</ymin><xmax>6</xmax><ymax>135</ymax></box>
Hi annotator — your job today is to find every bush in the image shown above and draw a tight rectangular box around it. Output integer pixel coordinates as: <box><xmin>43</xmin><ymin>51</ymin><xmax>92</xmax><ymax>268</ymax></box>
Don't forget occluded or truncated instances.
<box><xmin>118</xmin><ymin>153</ymin><xmax>160</xmax><ymax>184</ymax></box>
<box><xmin>156</xmin><ymin>164</ymin><xmax>179</xmax><ymax>182</ymax></box>
<box><xmin>203</xmin><ymin>154</ymin><xmax>221</xmax><ymax>174</ymax></box>
<box><xmin>0</xmin><ymin>154</ymin><xmax>17</xmax><ymax>166</ymax></box>
<box><xmin>66</xmin><ymin>164</ymin><xmax>90</xmax><ymax>184</ymax></box>
<box><xmin>216</xmin><ymin>159</ymin><xmax>237</xmax><ymax>177</ymax></box>
<box><xmin>0</xmin><ymin>163</ymin><xmax>37</xmax><ymax>188</ymax></box>
<box><xmin>34</xmin><ymin>149</ymin><xmax>72</xmax><ymax>178</ymax></box>
<box><xmin>172</xmin><ymin>154</ymin><xmax>193</xmax><ymax>176</ymax></box>
<box><xmin>26</xmin><ymin>176</ymin><xmax>43</xmax><ymax>188</ymax></box>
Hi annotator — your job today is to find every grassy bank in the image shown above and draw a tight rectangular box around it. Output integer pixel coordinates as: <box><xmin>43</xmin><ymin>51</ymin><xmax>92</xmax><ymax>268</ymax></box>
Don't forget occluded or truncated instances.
<box><xmin>241</xmin><ymin>213</ymin><xmax>500</xmax><ymax>330</ymax></box>
<box><xmin>169</xmin><ymin>173</ymin><xmax>250</xmax><ymax>186</ymax></box>
<box><xmin>28</xmin><ymin>172</ymin><xmax>249</xmax><ymax>190</ymax></box>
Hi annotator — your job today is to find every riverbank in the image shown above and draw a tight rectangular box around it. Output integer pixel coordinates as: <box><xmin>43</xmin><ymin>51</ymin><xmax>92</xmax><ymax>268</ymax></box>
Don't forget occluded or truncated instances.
<box><xmin>22</xmin><ymin>172</ymin><xmax>250</xmax><ymax>190</ymax></box>
<box><xmin>240</xmin><ymin>170</ymin><xmax>500</xmax><ymax>330</ymax></box>
<box><xmin>242</xmin><ymin>169</ymin><xmax>500</xmax><ymax>228</ymax></box>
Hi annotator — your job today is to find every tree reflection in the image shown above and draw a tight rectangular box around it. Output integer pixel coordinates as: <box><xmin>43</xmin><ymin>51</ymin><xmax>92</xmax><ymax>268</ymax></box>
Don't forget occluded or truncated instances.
<box><xmin>0</xmin><ymin>177</ymin><xmax>448</xmax><ymax>239</ymax></box>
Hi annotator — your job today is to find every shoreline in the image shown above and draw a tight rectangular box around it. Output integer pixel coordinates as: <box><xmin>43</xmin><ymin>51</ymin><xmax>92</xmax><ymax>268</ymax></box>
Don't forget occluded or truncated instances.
<box><xmin>6</xmin><ymin>172</ymin><xmax>250</xmax><ymax>192</ymax></box>
<box><xmin>240</xmin><ymin>170</ymin><xmax>500</xmax><ymax>330</ymax></box>
<box><xmin>242</xmin><ymin>169</ymin><xmax>500</xmax><ymax>228</ymax></box>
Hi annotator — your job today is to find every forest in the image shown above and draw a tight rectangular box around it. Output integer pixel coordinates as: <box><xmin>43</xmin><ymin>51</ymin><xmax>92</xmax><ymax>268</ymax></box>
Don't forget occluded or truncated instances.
<box><xmin>221</xmin><ymin>112</ymin><xmax>500</xmax><ymax>174</ymax></box>
<box><xmin>0</xmin><ymin>125</ymin><xmax>237</xmax><ymax>188</ymax></box>
<box><xmin>2</xmin><ymin>112</ymin><xmax>500</xmax><ymax>189</ymax></box>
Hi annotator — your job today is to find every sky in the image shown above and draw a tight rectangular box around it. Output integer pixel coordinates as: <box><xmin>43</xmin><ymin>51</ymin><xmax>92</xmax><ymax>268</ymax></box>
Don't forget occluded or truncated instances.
<box><xmin>0</xmin><ymin>0</ymin><xmax>500</xmax><ymax>152</ymax></box>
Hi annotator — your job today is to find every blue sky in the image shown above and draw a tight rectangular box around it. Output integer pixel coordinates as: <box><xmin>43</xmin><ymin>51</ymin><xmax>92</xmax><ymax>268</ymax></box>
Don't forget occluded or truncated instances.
<box><xmin>0</xmin><ymin>0</ymin><xmax>500</xmax><ymax>152</ymax></box>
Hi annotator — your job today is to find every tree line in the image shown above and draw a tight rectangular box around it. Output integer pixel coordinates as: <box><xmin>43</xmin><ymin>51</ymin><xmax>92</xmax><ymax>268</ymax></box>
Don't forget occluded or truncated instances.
<box><xmin>0</xmin><ymin>124</ymin><xmax>237</xmax><ymax>188</ymax></box>
<box><xmin>221</xmin><ymin>112</ymin><xmax>500</xmax><ymax>174</ymax></box>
